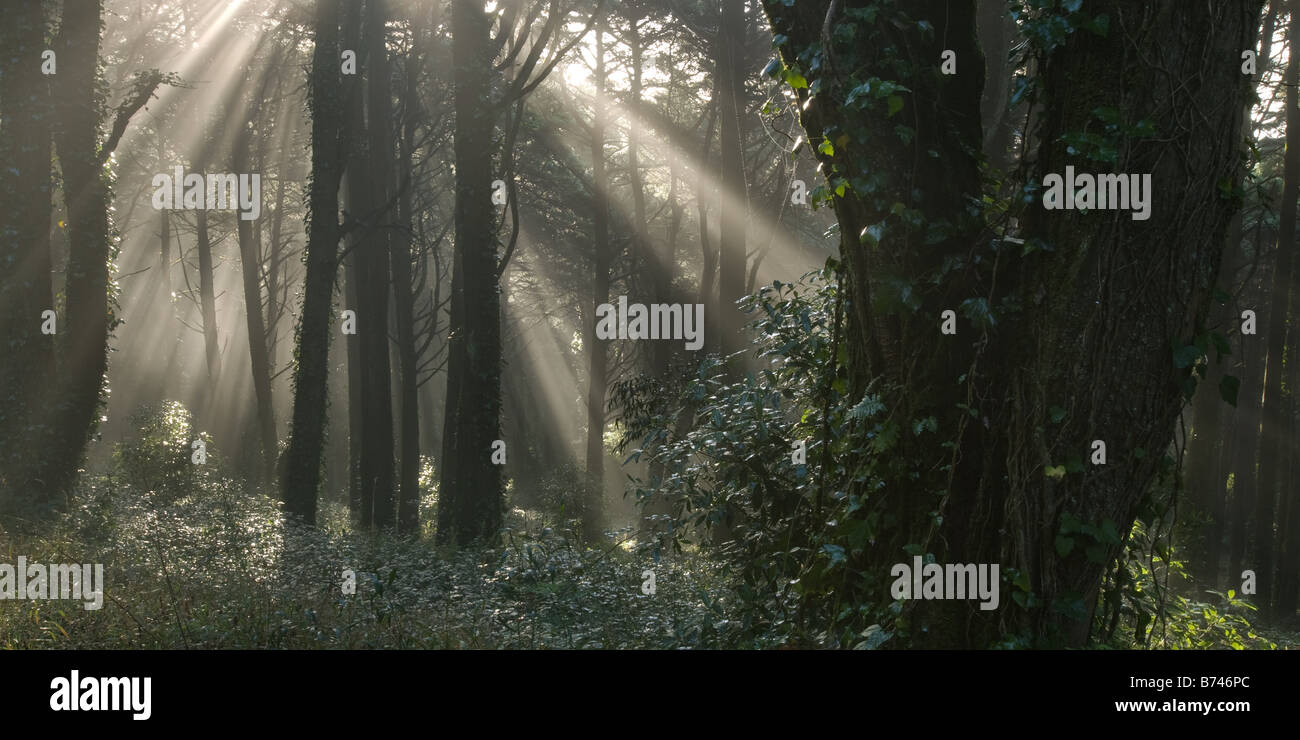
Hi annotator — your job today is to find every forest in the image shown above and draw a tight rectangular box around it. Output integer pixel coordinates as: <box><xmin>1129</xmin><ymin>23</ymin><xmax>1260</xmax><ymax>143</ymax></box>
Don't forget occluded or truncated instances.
<box><xmin>0</xmin><ymin>0</ymin><xmax>1297</xmax><ymax>651</ymax></box>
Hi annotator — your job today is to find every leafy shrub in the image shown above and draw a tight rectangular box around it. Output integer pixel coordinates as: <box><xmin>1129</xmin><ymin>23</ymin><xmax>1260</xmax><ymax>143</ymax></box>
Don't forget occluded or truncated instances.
<box><xmin>112</xmin><ymin>401</ymin><xmax>211</xmax><ymax>504</ymax></box>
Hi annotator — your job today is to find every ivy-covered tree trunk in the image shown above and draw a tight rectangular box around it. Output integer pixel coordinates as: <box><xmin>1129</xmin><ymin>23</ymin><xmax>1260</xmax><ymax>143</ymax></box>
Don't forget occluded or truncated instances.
<box><xmin>283</xmin><ymin>0</ymin><xmax>345</xmax><ymax>525</ymax></box>
<box><xmin>49</xmin><ymin>0</ymin><xmax>114</xmax><ymax>505</ymax></box>
<box><xmin>765</xmin><ymin>0</ymin><xmax>1262</xmax><ymax>647</ymax></box>
<box><xmin>762</xmin><ymin>0</ymin><xmax>988</xmax><ymax>587</ymax></box>
<box><xmin>934</xmin><ymin>0</ymin><xmax>1259</xmax><ymax>647</ymax></box>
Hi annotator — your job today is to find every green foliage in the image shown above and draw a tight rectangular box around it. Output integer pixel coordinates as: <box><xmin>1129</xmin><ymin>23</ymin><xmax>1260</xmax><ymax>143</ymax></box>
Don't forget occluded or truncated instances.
<box><xmin>0</xmin><ymin>472</ymin><xmax>734</xmax><ymax>649</ymax></box>
<box><xmin>1093</xmin><ymin>515</ymin><xmax>1274</xmax><ymax>650</ymax></box>
<box><xmin>616</xmin><ymin>266</ymin><xmax>901</xmax><ymax>647</ymax></box>
<box><xmin>112</xmin><ymin>401</ymin><xmax>212</xmax><ymax>505</ymax></box>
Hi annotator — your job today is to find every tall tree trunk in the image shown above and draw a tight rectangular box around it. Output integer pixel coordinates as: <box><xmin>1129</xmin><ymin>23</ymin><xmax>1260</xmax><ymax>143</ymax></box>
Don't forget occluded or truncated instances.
<box><xmin>234</xmin><ymin>155</ymin><xmax>277</xmax><ymax>484</ymax></box>
<box><xmin>717</xmin><ymin>0</ymin><xmax>748</xmax><ymax>365</ymax></box>
<box><xmin>0</xmin><ymin>0</ymin><xmax>55</xmax><ymax>515</ymax></box>
<box><xmin>195</xmin><ymin>209</ymin><xmax>222</xmax><ymax>385</ymax></box>
<box><xmin>978</xmin><ymin>1</ymin><xmax>1017</xmax><ymax>171</ymax></box>
<box><xmin>356</xmin><ymin>0</ymin><xmax>396</xmax><ymax>531</ymax></box>
<box><xmin>438</xmin><ymin>0</ymin><xmax>503</xmax><ymax>546</ymax></box>
<box><xmin>696</xmin><ymin>93</ymin><xmax>718</xmax><ymax>341</ymax></box>
<box><xmin>1255</xmin><ymin>0</ymin><xmax>1300</xmax><ymax>619</ymax></box>
<box><xmin>283</xmin><ymin>0</ymin><xmax>345</xmax><ymax>525</ymax></box>
<box><xmin>344</xmin><ymin>240</ymin><xmax>363</xmax><ymax>520</ymax></box>
<box><xmin>49</xmin><ymin>0</ymin><xmax>112</xmax><ymax>504</ymax></box>
<box><xmin>340</xmin><ymin>0</ymin><xmax>365</xmax><ymax>525</ymax></box>
<box><xmin>394</xmin><ymin>27</ymin><xmax>422</xmax><ymax>536</ymax></box>
<box><xmin>584</xmin><ymin>25</ymin><xmax>610</xmax><ymax>540</ymax></box>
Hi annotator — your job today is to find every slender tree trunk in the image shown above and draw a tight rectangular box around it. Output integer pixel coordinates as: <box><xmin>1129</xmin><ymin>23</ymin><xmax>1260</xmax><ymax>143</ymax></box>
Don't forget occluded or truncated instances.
<box><xmin>394</xmin><ymin>36</ymin><xmax>422</xmax><ymax>536</ymax></box>
<box><xmin>696</xmin><ymin>94</ymin><xmax>718</xmax><ymax>337</ymax></box>
<box><xmin>195</xmin><ymin>208</ymin><xmax>222</xmax><ymax>386</ymax></box>
<box><xmin>979</xmin><ymin>1</ymin><xmax>1017</xmax><ymax>171</ymax></box>
<box><xmin>1255</xmin><ymin>0</ymin><xmax>1300</xmax><ymax>618</ymax></box>
<box><xmin>283</xmin><ymin>0</ymin><xmax>345</xmax><ymax>525</ymax></box>
<box><xmin>357</xmin><ymin>0</ymin><xmax>396</xmax><ymax>531</ymax></box>
<box><xmin>717</xmin><ymin>0</ymin><xmax>748</xmax><ymax>365</ymax></box>
<box><xmin>584</xmin><ymin>25</ymin><xmax>610</xmax><ymax>540</ymax></box>
<box><xmin>235</xmin><ymin>181</ymin><xmax>277</xmax><ymax>484</ymax></box>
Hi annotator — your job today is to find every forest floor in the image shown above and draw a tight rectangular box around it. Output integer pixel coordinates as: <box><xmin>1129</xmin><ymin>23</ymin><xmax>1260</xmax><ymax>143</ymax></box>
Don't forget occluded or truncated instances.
<box><xmin>0</xmin><ymin>475</ymin><xmax>739</xmax><ymax>649</ymax></box>
<box><xmin>2</xmin><ymin>472</ymin><xmax>1295</xmax><ymax>649</ymax></box>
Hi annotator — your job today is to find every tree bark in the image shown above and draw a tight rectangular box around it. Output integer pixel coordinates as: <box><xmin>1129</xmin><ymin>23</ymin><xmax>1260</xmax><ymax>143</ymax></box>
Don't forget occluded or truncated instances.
<box><xmin>438</xmin><ymin>0</ymin><xmax>504</xmax><ymax>546</ymax></box>
<box><xmin>49</xmin><ymin>0</ymin><xmax>113</xmax><ymax>505</ymax></box>
<box><xmin>394</xmin><ymin>30</ymin><xmax>422</xmax><ymax>536</ymax></box>
<box><xmin>764</xmin><ymin>0</ymin><xmax>1262</xmax><ymax>647</ymax></box>
<box><xmin>1254</xmin><ymin>0</ymin><xmax>1300</xmax><ymax>619</ymax></box>
<box><xmin>0</xmin><ymin>0</ymin><xmax>56</xmax><ymax>515</ymax></box>
<box><xmin>283</xmin><ymin>0</ymin><xmax>345</xmax><ymax>525</ymax></box>
<box><xmin>717</xmin><ymin>0</ymin><xmax>748</xmax><ymax>365</ymax></box>
<box><xmin>584</xmin><ymin>24</ymin><xmax>610</xmax><ymax>540</ymax></box>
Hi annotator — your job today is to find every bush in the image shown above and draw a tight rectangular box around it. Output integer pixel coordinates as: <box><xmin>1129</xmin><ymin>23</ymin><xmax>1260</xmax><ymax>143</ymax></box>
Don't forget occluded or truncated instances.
<box><xmin>112</xmin><ymin>401</ymin><xmax>211</xmax><ymax>504</ymax></box>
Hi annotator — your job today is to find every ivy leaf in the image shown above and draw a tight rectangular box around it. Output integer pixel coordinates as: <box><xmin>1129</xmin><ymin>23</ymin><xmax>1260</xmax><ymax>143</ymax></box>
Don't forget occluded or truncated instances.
<box><xmin>959</xmin><ymin>297</ymin><xmax>995</xmax><ymax>328</ymax></box>
<box><xmin>1219</xmin><ymin>374</ymin><xmax>1240</xmax><ymax>407</ymax></box>
<box><xmin>887</xmin><ymin>95</ymin><xmax>904</xmax><ymax>117</ymax></box>
<box><xmin>1172</xmin><ymin>343</ymin><xmax>1202</xmax><ymax>369</ymax></box>
<box><xmin>1085</xmin><ymin>13</ymin><xmax>1110</xmax><ymax>36</ymax></box>
<box><xmin>1055</xmin><ymin>535</ymin><xmax>1075</xmax><ymax>558</ymax></box>
<box><xmin>1045</xmin><ymin>465</ymin><xmax>1066</xmax><ymax>480</ymax></box>
<box><xmin>1210</xmin><ymin>331</ymin><xmax>1232</xmax><ymax>360</ymax></box>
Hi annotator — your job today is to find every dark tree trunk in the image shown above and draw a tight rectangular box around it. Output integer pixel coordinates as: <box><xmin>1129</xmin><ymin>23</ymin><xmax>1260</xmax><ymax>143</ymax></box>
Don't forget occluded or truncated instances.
<box><xmin>1186</xmin><ymin>350</ymin><xmax>1226</xmax><ymax>584</ymax></box>
<box><xmin>0</xmin><ymin>0</ymin><xmax>55</xmax><ymax>514</ymax></box>
<box><xmin>394</xmin><ymin>31</ymin><xmax>422</xmax><ymax>537</ymax></box>
<box><xmin>356</xmin><ymin>0</ymin><xmax>396</xmax><ymax>531</ymax></box>
<box><xmin>344</xmin><ymin>240</ymin><xmax>363</xmax><ymax>520</ymax></box>
<box><xmin>696</xmin><ymin>94</ymin><xmax>718</xmax><ymax>345</ymax></box>
<box><xmin>283</xmin><ymin>0</ymin><xmax>345</xmax><ymax>525</ymax></box>
<box><xmin>764</xmin><ymin>0</ymin><xmax>1262</xmax><ymax>647</ymax></box>
<box><xmin>195</xmin><ymin>209</ymin><xmax>222</xmax><ymax>386</ymax></box>
<box><xmin>438</xmin><ymin>0</ymin><xmax>503</xmax><ymax>546</ymax></box>
<box><xmin>584</xmin><ymin>25</ymin><xmax>610</xmax><ymax>540</ymax></box>
<box><xmin>48</xmin><ymin>0</ymin><xmax>112</xmax><ymax>504</ymax></box>
<box><xmin>717</xmin><ymin>0</ymin><xmax>748</xmax><ymax>365</ymax></box>
<box><xmin>235</xmin><ymin>162</ymin><xmax>277</xmax><ymax>486</ymax></box>
<box><xmin>1255</xmin><ymin>0</ymin><xmax>1300</xmax><ymax>619</ymax></box>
